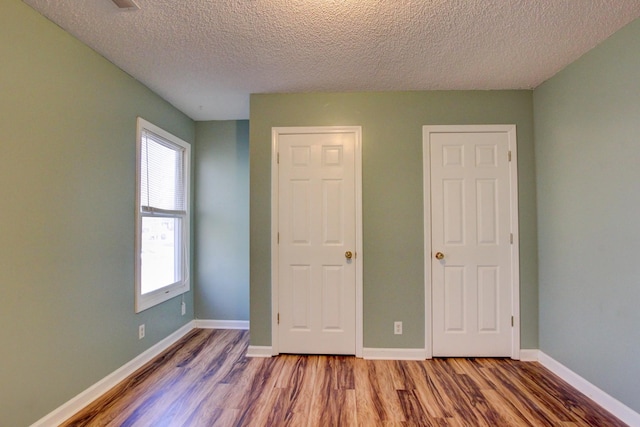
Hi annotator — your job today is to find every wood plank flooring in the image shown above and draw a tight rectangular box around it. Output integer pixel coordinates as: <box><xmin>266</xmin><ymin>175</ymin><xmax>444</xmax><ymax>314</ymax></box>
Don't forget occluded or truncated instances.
<box><xmin>61</xmin><ymin>329</ymin><xmax>626</xmax><ymax>426</ymax></box>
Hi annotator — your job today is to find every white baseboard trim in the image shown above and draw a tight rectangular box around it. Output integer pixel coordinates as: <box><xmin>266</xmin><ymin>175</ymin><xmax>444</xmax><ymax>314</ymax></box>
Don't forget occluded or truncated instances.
<box><xmin>519</xmin><ymin>349</ymin><xmax>539</xmax><ymax>362</ymax></box>
<box><xmin>195</xmin><ymin>319</ymin><xmax>249</xmax><ymax>330</ymax></box>
<box><xmin>30</xmin><ymin>321</ymin><xmax>196</xmax><ymax>427</ymax></box>
<box><xmin>362</xmin><ymin>347</ymin><xmax>427</xmax><ymax>360</ymax></box>
<box><xmin>246</xmin><ymin>345</ymin><xmax>273</xmax><ymax>358</ymax></box>
<box><xmin>538</xmin><ymin>351</ymin><xmax>640</xmax><ymax>426</ymax></box>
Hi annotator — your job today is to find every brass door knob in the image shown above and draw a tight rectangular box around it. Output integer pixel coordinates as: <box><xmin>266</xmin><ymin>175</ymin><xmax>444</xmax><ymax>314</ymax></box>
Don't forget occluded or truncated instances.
<box><xmin>435</xmin><ymin>252</ymin><xmax>445</xmax><ymax>260</ymax></box>
<box><xmin>345</xmin><ymin>251</ymin><xmax>353</xmax><ymax>259</ymax></box>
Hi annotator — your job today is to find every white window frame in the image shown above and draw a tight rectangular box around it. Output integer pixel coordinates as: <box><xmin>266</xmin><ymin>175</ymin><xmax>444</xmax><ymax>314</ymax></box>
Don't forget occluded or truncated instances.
<box><xmin>135</xmin><ymin>117</ymin><xmax>191</xmax><ymax>313</ymax></box>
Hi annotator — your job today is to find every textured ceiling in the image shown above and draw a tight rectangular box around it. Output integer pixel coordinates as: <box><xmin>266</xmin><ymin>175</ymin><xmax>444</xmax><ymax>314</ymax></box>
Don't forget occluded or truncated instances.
<box><xmin>22</xmin><ymin>0</ymin><xmax>640</xmax><ymax>120</ymax></box>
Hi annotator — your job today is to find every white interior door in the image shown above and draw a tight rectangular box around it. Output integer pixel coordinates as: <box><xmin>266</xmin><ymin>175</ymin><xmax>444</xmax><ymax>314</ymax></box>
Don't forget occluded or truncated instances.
<box><xmin>276</xmin><ymin>128</ymin><xmax>359</xmax><ymax>355</ymax></box>
<box><xmin>426</xmin><ymin>125</ymin><xmax>519</xmax><ymax>357</ymax></box>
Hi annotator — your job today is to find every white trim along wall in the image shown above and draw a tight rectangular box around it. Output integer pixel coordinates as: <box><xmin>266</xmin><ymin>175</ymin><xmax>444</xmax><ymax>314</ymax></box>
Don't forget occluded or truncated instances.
<box><xmin>195</xmin><ymin>319</ymin><xmax>249</xmax><ymax>330</ymax></box>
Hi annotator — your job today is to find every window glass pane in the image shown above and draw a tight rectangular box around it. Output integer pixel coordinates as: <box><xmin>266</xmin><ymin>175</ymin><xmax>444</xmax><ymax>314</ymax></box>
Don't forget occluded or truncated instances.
<box><xmin>141</xmin><ymin>217</ymin><xmax>180</xmax><ymax>294</ymax></box>
<box><xmin>140</xmin><ymin>131</ymin><xmax>185</xmax><ymax>211</ymax></box>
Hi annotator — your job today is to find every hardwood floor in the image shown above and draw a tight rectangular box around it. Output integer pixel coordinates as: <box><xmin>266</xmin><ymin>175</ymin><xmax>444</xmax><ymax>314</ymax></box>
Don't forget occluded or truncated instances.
<box><xmin>61</xmin><ymin>329</ymin><xmax>626</xmax><ymax>426</ymax></box>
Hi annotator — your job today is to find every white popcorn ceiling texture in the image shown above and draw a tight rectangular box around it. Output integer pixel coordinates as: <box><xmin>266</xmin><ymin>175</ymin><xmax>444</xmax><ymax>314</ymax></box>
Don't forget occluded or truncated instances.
<box><xmin>23</xmin><ymin>0</ymin><xmax>640</xmax><ymax>120</ymax></box>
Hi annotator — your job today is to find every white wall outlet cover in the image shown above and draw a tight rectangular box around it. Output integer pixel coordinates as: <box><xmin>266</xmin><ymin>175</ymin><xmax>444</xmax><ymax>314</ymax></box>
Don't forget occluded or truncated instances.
<box><xmin>394</xmin><ymin>321</ymin><xmax>403</xmax><ymax>335</ymax></box>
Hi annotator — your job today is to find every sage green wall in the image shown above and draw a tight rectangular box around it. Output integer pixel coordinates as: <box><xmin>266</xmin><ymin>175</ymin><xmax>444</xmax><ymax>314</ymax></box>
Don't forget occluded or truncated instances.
<box><xmin>534</xmin><ymin>18</ymin><xmax>640</xmax><ymax>413</ymax></box>
<box><xmin>0</xmin><ymin>2</ymin><xmax>195</xmax><ymax>426</ymax></box>
<box><xmin>195</xmin><ymin>121</ymin><xmax>250</xmax><ymax>320</ymax></box>
<box><xmin>250</xmin><ymin>91</ymin><xmax>538</xmax><ymax>349</ymax></box>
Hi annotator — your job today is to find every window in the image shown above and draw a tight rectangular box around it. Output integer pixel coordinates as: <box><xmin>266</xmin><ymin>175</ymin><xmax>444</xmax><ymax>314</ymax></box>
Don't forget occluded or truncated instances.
<box><xmin>135</xmin><ymin>118</ymin><xmax>190</xmax><ymax>312</ymax></box>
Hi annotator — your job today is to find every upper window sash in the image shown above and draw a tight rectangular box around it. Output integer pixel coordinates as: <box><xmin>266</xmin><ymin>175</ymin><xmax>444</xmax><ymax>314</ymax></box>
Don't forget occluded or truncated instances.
<box><xmin>139</xmin><ymin>128</ymin><xmax>187</xmax><ymax>213</ymax></box>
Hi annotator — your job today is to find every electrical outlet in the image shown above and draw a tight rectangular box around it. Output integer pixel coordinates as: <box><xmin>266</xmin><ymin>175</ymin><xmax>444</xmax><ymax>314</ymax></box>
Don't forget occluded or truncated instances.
<box><xmin>394</xmin><ymin>321</ymin><xmax>402</xmax><ymax>335</ymax></box>
<box><xmin>138</xmin><ymin>324</ymin><xmax>145</xmax><ymax>340</ymax></box>
<box><xmin>181</xmin><ymin>301</ymin><xmax>186</xmax><ymax>316</ymax></box>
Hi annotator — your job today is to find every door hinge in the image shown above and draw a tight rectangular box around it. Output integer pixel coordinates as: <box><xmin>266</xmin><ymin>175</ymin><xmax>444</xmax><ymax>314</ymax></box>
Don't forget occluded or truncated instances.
<box><xmin>277</xmin><ymin>313</ymin><xmax>280</xmax><ymax>324</ymax></box>
<box><xmin>277</xmin><ymin>232</ymin><xmax>279</xmax><ymax>244</ymax></box>
<box><xmin>510</xmin><ymin>233</ymin><xmax>513</xmax><ymax>244</ymax></box>
<box><xmin>508</xmin><ymin>151</ymin><xmax>512</xmax><ymax>162</ymax></box>
<box><xmin>277</xmin><ymin>153</ymin><xmax>280</xmax><ymax>164</ymax></box>
<box><xmin>511</xmin><ymin>316</ymin><xmax>514</xmax><ymax>327</ymax></box>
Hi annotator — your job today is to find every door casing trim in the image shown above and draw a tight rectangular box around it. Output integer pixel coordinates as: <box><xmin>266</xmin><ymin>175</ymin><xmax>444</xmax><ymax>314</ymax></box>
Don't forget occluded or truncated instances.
<box><xmin>271</xmin><ymin>126</ymin><xmax>363</xmax><ymax>357</ymax></box>
<box><xmin>422</xmin><ymin>125</ymin><xmax>521</xmax><ymax>359</ymax></box>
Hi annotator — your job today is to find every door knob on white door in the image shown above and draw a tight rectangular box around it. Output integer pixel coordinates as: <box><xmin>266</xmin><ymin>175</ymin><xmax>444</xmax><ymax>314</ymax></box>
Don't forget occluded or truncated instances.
<box><xmin>435</xmin><ymin>252</ymin><xmax>445</xmax><ymax>260</ymax></box>
<box><xmin>345</xmin><ymin>251</ymin><xmax>353</xmax><ymax>259</ymax></box>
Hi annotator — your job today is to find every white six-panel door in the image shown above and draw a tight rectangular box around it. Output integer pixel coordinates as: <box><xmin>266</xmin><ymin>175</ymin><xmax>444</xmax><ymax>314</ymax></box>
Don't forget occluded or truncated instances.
<box><xmin>424</xmin><ymin>125</ymin><xmax>519</xmax><ymax>358</ymax></box>
<box><xmin>274</xmin><ymin>128</ymin><xmax>360</xmax><ymax>355</ymax></box>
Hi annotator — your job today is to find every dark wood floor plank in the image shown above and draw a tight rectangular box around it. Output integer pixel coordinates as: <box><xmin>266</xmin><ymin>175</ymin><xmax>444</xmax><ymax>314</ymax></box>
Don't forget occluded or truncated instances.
<box><xmin>397</xmin><ymin>389</ymin><xmax>434</xmax><ymax>426</ymax></box>
<box><xmin>486</xmin><ymin>362</ymin><xmax>568</xmax><ymax>426</ymax></box>
<box><xmin>370</xmin><ymin>360</ymin><xmax>408</xmax><ymax>422</ymax></box>
<box><xmin>334</xmin><ymin>355</ymin><xmax>356</xmax><ymax>390</ymax></box>
<box><xmin>388</xmin><ymin>360</ymin><xmax>418</xmax><ymax>391</ymax></box>
<box><xmin>482</xmin><ymin>359</ymin><xmax>559</xmax><ymax>425</ymax></box>
<box><xmin>354</xmin><ymin>357</ymin><xmax>387</xmax><ymax>425</ymax></box>
<box><xmin>456</xmin><ymin>373</ymin><xmax>507</xmax><ymax>426</ymax></box>
<box><xmin>275</xmin><ymin>355</ymin><xmax>320</xmax><ymax>426</ymax></box>
<box><xmin>482</xmin><ymin>389</ymin><xmax>537</xmax><ymax>427</ymax></box>
<box><xmin>450</xmin><ymin>357</ymin><xmax>496</xmax><ymax>391</ymax></box>
<box><xmin>511</xmin><ymin>361</ymin><xmax>626</xmax><ymax>426</ymax></box>
<box><xmin>425</xmin><ymin>358</ymin><xmax>486</xmax><ymax>425</ymax></box>
<box><xmin>61</xmin><ymin>330</ymin><xmax>628</xmax><ymax>427</ymax></box>
<box><xmin>306</xmin><ymin>357</ymin><xmax>358</xmax><ymax>426</ymax></box>
<box><xmin>233</xmin><ymin>357</ymin><xmax>283</xmax><ymax>427</ymax></box>
<box><xmin>404</xmin><ymin>361</ymin><xmax>452</xmax><ymax>420</ymax></box>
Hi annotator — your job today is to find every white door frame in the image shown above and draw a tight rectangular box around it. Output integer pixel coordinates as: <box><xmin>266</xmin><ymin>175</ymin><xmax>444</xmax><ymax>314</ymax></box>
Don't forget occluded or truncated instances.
<box><xmin>422</xmin><ymin>125</ymin><xmax>521</xmax><ymax>359</ymax></box>
<box><xmin>271</xmin><ymin>126</ymin><xmax>363</xmax><ymax>357</ymax></box>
